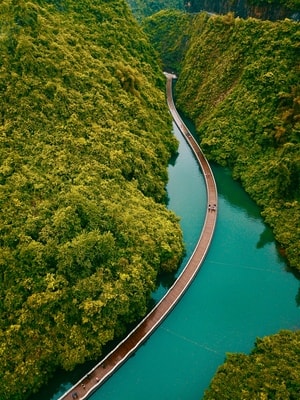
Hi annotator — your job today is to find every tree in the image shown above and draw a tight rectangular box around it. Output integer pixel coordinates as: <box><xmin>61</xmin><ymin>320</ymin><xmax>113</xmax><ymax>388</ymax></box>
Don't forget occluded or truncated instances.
<box><xmin>203</xmin><ymin>330</ymin><xmax>300</xmax><ymax>400</ymax></box>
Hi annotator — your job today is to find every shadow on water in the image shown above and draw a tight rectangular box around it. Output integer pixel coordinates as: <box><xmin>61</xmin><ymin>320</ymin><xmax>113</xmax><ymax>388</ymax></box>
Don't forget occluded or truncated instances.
<box><xmin>256</xmin><ymin>226</ymin><xmax>275</xmax><ymax>249</ymax></box>
<box><xmin>181</xmin><ymin>108</ymin><xmax>300</xmax><ymax>311</ymax></box>
<box><xmin>32</xmin><ymin>109</ymin><xmax>300</xmax><ymax>400</ymax></box>
<box><xmin>156</xmin><ymin>269</ymin><xmax>177</xmax><ymax>290</ymax></box>
<box><xmin>29</xmin><ymin>362</ymin><xmax>94</xmax><ymax>400</ymax></box>
<box><xmin>169</xmin><ymin>150</ymin><xmax>179</xmax><ymax>167</ymax></box>
<box><xmin>286</xmin><ymin>266</ymin><xmax>300</xmax><ymax>307</ymax></box>
<box><xmin>29</xmin><ymin>314</ymin><xmax>148</xmax><ymax>400</ymax></box>
<box><xmin>295</xmin><ymin>288</ymin><xmax>300</xmax><ymax>307</ymax></box>
<box><xmin>29</xmin><ymin>262</ymin><xmax>182</xmax><ymax>399</ymax></box>
<box><xmin>165</xmin><ymin>151</ymin><xmax>179</xmax><ymax>207</ymax></box>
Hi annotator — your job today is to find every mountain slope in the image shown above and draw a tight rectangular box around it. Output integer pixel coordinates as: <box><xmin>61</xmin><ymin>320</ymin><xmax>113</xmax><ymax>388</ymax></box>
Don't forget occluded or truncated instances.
<box><xmin>0</xmin><ymin>1</ymin><xmax>184</xmax><ymax>398</ymax></box>
<box><xmin>204</xmin><ymin>329</ymin><xmax>300</xmax><ymax>399</ymax></box>
<box><xmin>144</xmin><ymin>10</ymin><xmax>300</xmax><ymax>271</ymax></box>
<box><xmin>185</xmin><ymin>0</ymin><xmax>300</xmax><ymax>20</ymax></box>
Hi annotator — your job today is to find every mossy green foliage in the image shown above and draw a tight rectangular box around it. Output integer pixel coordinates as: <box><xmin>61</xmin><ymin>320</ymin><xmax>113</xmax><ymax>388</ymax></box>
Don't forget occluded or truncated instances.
<box><xmin>247</xmin><ymin>0</ymin><xmax>300</xmax><ymax>10</ymax></box>
<box><xmin>127</xmin><ymin>0</ymin><xmax>184</xmax><ymax>21</ymax></box>
<box><xmin>0</xmin><ymin>1</ymin><xmax>184</xmax><ymax>398</ymax></box>
<box><xmin>146</xmin><ymin>10</ymin><xmax>300</xmax><ymax>270</ymax></box>
<box><xmin>186</xmin><ymin>0</ymin><xmax>300</xmax><ymax>16</ymax></box>
<box><xmin>143</xmin><ymin>10</ymin><xmax>193</xmax><ymax>73</ymax></box>
<box><xmin>203</xmin><ymin>330</ymin><xmax>300</xmax><ymax>399</ymax></box>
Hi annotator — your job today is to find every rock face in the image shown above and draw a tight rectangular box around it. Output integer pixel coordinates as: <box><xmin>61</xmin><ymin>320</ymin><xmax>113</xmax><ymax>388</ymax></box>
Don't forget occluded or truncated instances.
<box><xmin>184</xmin><ymin>0</ymin><xmax>300</xmax><ymax>20</ymax></box>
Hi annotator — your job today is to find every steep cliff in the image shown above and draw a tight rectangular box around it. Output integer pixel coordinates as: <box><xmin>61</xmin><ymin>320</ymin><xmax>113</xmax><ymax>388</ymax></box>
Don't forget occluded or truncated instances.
<box><xmin>184</xmin><ymin>0</ymin><xmax>300</xmax><ymax>20</ymax></box>
<box><xmin>144</xmin><ymin>10</ymin><xmax>300</xmax><ymax>270</ymax></box>
<box><xmin>0</xmin><ymin>1</ymin><xmax>184</xmax><ymax>399</ymax></box>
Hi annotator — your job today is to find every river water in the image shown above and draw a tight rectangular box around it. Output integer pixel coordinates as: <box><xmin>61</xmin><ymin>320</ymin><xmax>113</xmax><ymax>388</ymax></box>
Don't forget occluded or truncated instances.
<box><xmin>45</xmin><ymin>121</ymin><xmax>299</xmax><ymax>400</ymax></box>
<box><xmin>86</xmin><ymin>122</ymin><xmax>300</xmax><ymax>399</ymax></box>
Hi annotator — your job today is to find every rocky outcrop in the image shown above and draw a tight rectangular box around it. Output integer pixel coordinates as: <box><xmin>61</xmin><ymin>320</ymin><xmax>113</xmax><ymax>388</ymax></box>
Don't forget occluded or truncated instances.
<box><xmin>184</xmin><ymin>0</ymin><xmax>300</xmax><ymax>20</ymax></box>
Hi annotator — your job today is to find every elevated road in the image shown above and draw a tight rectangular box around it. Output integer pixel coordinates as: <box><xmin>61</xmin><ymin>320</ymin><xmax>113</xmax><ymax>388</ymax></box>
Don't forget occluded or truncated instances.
<box><xmin>58</xmin><ymin>73</ymin><xmax>218</xmax><ymax>400</ymax></box>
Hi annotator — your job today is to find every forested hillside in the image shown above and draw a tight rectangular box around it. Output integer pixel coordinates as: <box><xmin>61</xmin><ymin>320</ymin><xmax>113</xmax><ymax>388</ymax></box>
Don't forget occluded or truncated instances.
<box><xmin>127</xmin><ymin>0</ymin><xmax>183</xmax><ymax>20</ymax></box>
<box><xmin>144</xmin><ymin>10</ymin><xmax>300</xmax><ymax>272</ymax></box>
<box><xmin>203</xmin><ymin>329</ymin><xmax>300</xmax><ymax>399</ymax></box>
<box><xmin>144</xmin><ymin>10</ymin><xmax>300</xmax><ymax>397</ymax></box>
<box><xmin>185</xmin><ymin>0</ymin><xmax>300</xmax><ymax>20</ymax></box>
<box><xmin>0</xmin><ymin>1</ymin><xmax>185</xmax><ymax>398</ymax></box>
<box><xmin>127</xmin><ymin>0</ymin><xmax>300</xmax><ymax>21</ymax></box>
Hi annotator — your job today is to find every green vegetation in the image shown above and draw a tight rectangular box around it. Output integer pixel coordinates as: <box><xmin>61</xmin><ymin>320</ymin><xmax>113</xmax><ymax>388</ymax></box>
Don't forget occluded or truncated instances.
<box><xmin>144</xmin><ymin>10</ymin><xmax>300</xmax><ymax>397</ymax></box>
<box><xmin>145</xmin><ymin>10</ymin><xmax>300</xmax><ymax>271</ymax></box>
<box><xmin>203</xmin><ymin>330</ymin><xmax>300</xmax><ymax>399</ymax></box>
<box><xmin>186</xmin><ymin>0</ymin><xmax>300</xmax><ymax>17</ymax></box>
<box><xmin>127</xmin><ymin>0</ymin><xmax>184</xmax><ymax>21</ymax></box>
<box><xmin>0</xmin><ymin>1</ymin><xmax>185</xmax><ymax>398</ymax></box>
<box><xmin>143</xmin><ymin>10</ymin><xmax>193</xmax><ymax>73</ymax></box>
<box><xmin>247</xmin><ymin>0</ymin><xmax>300</xmax><ymax>10</ymax></box>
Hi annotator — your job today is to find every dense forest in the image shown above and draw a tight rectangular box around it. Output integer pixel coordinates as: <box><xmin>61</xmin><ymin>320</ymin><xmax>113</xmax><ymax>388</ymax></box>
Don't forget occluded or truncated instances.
<box><xmin>127</xmin><ymin>0</ymin><xmax>184</xmax><ymax>20</ymax></box>
<box><xmin>184</xmin><ymin>0</ymin><xmax>300</xmax><ymax>20</ymax></box>
<box><xmin>144</xmin><ymin>9</ymin><xmax>300</xmax><ymax>397</ymax></box>
<box><xmin>203</xmin><ymin>330</ymin><xmax>300</xmax><ymax>399</ymax></box>
<box><xmin>144</xmin><ymin>10</ymin><xmax>300</xmax><ymax>271</ymax></box>
<box><xmin>1</xmin><ymin>0</ymin><xmax>299</xmax><ymax>398</ymax></box>
<box><xmin>127</xmin><ymin>0</ymin><xmax>300</xmax><ymax>20</ymax></box>
<box><xmin>0</xmin><ymin>1</ymin><xmax>185</xmax><ymax>399</ymax></box>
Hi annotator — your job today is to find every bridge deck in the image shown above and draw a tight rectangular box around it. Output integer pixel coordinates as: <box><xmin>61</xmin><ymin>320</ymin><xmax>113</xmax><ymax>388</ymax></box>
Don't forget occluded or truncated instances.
<box><xmin>58</xmin><ymin>73</ymin><xmax>218</xmax><ymax>400</ymax></box>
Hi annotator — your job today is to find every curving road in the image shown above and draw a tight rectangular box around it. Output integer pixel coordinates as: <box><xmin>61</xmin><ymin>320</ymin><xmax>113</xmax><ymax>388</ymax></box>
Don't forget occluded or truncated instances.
<box><xmin>58</xmin><ymin>72</ymin><xmax>218</xmax><ymax>400</ymax></box>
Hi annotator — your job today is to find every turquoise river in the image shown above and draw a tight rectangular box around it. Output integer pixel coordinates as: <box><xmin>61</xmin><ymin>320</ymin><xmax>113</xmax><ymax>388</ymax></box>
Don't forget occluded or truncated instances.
<box><xmin>43</xmin><ymin>121</ymin><xmax>300</xmax><ymax>400</ymax></box>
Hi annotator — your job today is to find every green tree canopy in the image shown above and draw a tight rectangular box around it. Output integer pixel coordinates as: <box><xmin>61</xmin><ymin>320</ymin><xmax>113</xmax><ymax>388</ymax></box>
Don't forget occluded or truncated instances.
<box><xmin>204</xmin><ymin>330</ymin><xmax>300</xmax><ymax>399</ymax></box>
<box><xmin>145</xmin><ymin>10</ymin><xmax>300</xmax><ymax>270</ymax></box>
<box><xmin>0</xmin><ymin>1</ymin><xmax>184</xmax><ymax>398</ymax></box>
